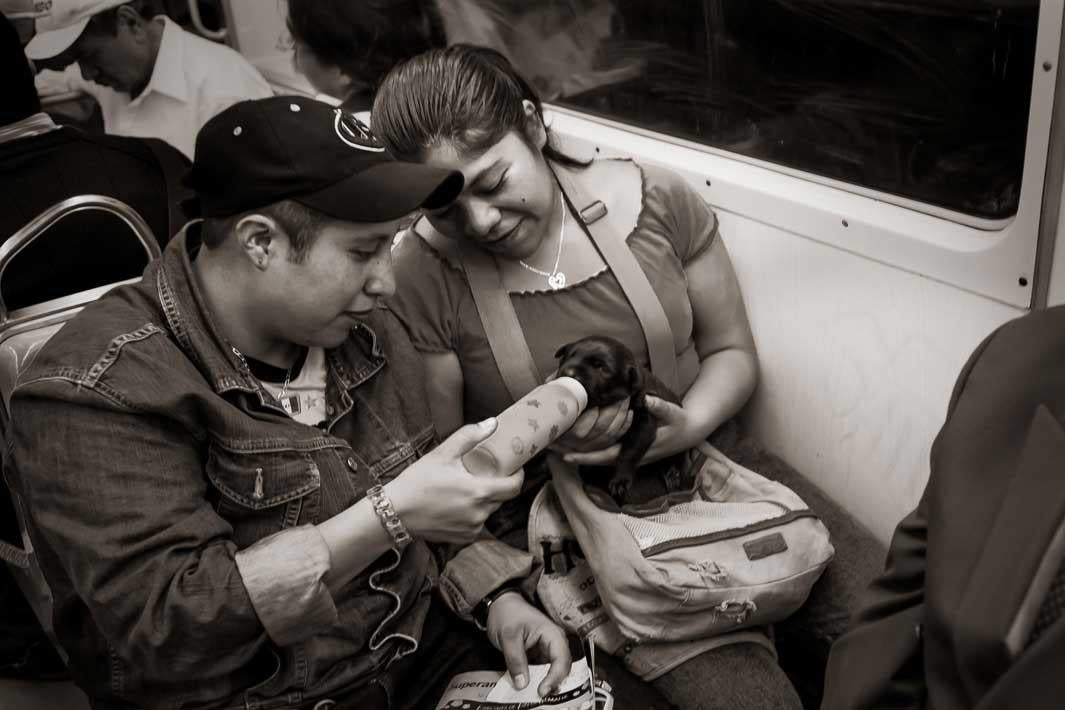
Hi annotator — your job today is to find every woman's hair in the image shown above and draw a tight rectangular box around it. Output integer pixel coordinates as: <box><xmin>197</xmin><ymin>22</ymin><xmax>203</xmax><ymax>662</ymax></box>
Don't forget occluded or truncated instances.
<box><xmin>371</xmin><ymin>44</ymin><xmax>587</xmax><ymax>167</ymax></box>
<box><xmin>286</xmin><ymin>0</ymin><xmax>445</xmax><ymax>93</ymax></box>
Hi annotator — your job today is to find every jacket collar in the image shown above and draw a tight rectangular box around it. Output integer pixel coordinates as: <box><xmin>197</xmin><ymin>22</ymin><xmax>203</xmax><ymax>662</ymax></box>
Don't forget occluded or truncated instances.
<box><xmin>130</xmin><ymin>16</ymin><xmax>189</xmax><ymax>107</ymax></box>
<box><xmin>155</xmin><ymin>221</ymin><xmax>386</xmax><ymax>399</ymax></box>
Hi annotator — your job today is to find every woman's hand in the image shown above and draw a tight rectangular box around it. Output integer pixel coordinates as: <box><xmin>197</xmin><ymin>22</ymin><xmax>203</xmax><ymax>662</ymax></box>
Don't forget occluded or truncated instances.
<box><xmin>386</xmin><ymin>419</ymin><xmax>523</xmax><ymax>543</ymax></box>
<box><xmin>561</xmin><ymin>396</ymin><xmax>696</xmax><ymax>466</ymax></box>
<box><xmin>486</xmin><ymin>592</ymin><xmax>572</xmax><ymax>697</ymax></box>
<box><xmin>549</xmin><ymin>399</ymin><xmax>633</xmax><ymax>455</ymax></box>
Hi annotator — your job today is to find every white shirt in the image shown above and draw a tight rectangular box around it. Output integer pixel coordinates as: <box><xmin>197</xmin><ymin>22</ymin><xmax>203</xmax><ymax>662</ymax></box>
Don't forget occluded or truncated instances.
<box><xmin>69</xmin><ymin>17</ymin><xmax>272</xmax><ymax>158</ymax></box>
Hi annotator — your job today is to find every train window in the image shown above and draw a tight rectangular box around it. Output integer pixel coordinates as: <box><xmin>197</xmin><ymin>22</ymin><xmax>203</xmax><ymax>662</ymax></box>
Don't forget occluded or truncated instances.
<box><xmin>541</xmin><ymin>1</ymin><xmax>1039</xmax><ymax>222</ymax></box>
<box><xmin>526</xmin><ymin>0</ymin><xmax>1061</xmax><ymax>308</ymax></box>
<box><xmin>222</xmin><ymin>0</ymin><xmax>1059</xmax><ymax>306</ymax></box>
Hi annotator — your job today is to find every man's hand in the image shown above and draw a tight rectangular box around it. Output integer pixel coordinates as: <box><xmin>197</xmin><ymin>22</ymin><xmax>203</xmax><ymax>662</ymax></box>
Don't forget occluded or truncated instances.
<box><xmin>549</xmin><ymin>399</ymin><xmax>633</xmax><ymax>456</ymax></box>
<box><xmin>387</xmin><ymin>419</ymin><xmax>523</xmax><ymax>543</ymax></box>
<box><xmin>486</xmin><ymin>593</ymin><xmax>572</xmax><ymax>697</ymax></box>
<box><xmin>563</xmin><ymin>396</ymin><xmax>694</xmax><ymax>466</ymax></box>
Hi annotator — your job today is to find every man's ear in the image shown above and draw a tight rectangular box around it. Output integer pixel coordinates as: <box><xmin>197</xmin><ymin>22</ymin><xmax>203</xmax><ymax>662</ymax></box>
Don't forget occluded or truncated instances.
<box><xmin>116</xmin><ymin>4</ymin><xmax>146</xmax><ymax>36</ymax></box>
<box><xmin>521</xmin><ymin>100</ymin><xmax>548</xmax><ymax>150</ymax></box>
<box><xmin>233</xmin><ymin>214</ymin><xmax>281</xmax><ymax>270</ymax></box>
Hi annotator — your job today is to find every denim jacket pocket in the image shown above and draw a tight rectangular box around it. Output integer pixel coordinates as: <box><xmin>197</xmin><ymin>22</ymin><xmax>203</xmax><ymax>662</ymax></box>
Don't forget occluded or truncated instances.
<box><xmin>207</xmin><ymin>446</ymin><xmax>323</xmax><ymax>548</ymax></box>
<box><xmin>370</xmin><ymin>426</ymin><xmax>436</xmax><ymax>484</ymax></box>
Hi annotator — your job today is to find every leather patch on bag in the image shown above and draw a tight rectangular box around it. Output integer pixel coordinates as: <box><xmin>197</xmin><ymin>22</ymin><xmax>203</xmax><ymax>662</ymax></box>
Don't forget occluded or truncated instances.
<box><xmin>744</xmin><ymin>533</ymin><xmax>788</xmax><ymax>560</ymax></box>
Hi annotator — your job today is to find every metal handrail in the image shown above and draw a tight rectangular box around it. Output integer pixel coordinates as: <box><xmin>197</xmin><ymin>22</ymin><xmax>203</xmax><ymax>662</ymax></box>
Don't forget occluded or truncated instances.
<box><xmin>0</xmin><ymin>195</ymin><xmax>161</xmax><ymax>324</ymax></box>
<box><xmin>188</xmin><ymin>0</ymin><xmax>228</xmax><ymax>41</ymax></box>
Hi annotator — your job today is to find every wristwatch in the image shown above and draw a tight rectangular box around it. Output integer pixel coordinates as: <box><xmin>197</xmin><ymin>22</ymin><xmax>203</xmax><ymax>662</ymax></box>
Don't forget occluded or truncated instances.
<box><xmin>472</xmin><ymin>580</ymin><xmax>525</xmax><ymax>630</ymax></box>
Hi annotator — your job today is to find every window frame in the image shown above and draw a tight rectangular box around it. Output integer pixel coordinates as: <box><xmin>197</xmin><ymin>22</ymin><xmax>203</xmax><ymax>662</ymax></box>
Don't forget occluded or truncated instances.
<box><xmin>544</xmin><ymin>2</ymin><xmax>1063</xmax><ymax>309</ymax></box>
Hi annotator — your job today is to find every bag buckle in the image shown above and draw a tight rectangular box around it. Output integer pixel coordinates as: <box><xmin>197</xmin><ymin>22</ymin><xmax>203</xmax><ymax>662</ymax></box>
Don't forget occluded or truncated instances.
<box><xmin>714</xmin><ymin>599</ymin><xmax>757</xmax><ymax>624</ymax></box>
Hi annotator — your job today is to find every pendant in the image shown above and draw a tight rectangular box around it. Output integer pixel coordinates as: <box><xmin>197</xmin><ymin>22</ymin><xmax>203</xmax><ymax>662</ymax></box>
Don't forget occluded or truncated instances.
<box><xmin>548</xmin><ymin>272</ymin><xmax>567</xmax><ymax>290</ymax></box>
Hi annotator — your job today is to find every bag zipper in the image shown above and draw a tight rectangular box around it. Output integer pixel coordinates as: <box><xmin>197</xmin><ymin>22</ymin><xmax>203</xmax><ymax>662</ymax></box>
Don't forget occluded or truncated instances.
<box><xmin>640</xmin><ymin>509</ymin><xmax>819</xmax><ymax>557</ymax></box>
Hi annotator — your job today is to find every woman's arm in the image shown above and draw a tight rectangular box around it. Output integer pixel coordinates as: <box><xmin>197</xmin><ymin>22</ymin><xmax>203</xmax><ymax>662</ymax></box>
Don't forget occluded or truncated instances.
<box><xmin>672</xmin><ymin>234</ymin><xmax>759</xmax><ymax>448</ymax></box>
<box><xmin>565</xmin><ymin>234</ymin><xmax>758</xmax><ymax>465</ymax></box>
<box><xmin>423</xmin><ymin>350</ymin><xmax>465</xmax><ymax>438</ymax></box>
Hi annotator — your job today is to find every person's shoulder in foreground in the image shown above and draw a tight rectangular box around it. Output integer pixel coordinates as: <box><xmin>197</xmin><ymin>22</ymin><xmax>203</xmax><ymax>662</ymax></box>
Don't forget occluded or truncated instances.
<box><xmin>822</xmin><ymin>304</ymin><xmax>1065</xmax><ymax>710</ymax></box>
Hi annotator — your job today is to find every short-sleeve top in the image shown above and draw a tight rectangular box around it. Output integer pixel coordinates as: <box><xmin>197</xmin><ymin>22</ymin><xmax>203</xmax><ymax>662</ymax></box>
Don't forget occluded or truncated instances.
<box><xmin>387</xmin><ymin>160</ymin><xmax>719</xmax><ymax>422</ymax></box>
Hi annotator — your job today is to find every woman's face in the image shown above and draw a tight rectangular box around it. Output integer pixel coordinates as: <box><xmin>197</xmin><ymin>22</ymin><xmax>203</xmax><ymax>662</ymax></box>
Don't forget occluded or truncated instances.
<box><xmin>420</xmin><ymin>126</ymin><xmax>558</xmax><ymax>261</ymax></box>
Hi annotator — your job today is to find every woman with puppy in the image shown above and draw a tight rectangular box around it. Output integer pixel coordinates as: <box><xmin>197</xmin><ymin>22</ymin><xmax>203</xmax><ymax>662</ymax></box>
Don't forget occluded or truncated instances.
<box><xmin>373</xmin><ymin>45</ymin><xmax>800</xmax><ymax>709</ymax></box>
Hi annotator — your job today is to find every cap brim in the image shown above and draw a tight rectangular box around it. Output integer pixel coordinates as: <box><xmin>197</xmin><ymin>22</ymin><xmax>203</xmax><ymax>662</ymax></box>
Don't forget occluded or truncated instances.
<box><xmin>293</xmin><ymin>162</ymin><xmax>464</xmax><ymax>223</ymax></box>
<box><xmin>25</xmin><ymin>18</ymin><xmax>89</xmax><ymax>59</ymax></box>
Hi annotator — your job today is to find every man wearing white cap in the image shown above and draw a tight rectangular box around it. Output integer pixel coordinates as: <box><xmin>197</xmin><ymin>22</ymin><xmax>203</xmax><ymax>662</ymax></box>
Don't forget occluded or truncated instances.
<box><xmin>25</xmin><ymin>0</ymin><xmax>271</xmax><ymax>158</ymax></box>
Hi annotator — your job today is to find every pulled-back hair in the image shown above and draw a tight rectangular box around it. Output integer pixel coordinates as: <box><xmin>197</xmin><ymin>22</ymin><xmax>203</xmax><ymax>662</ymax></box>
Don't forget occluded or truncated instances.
<box><xmin>371</xmin><ymin>45</ymin><xmax>587</xmax><ymax>168</ymax></box>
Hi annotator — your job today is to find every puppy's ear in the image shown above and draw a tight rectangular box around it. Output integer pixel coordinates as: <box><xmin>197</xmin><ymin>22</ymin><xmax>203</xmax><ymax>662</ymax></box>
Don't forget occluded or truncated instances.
<box><xmin>626</xmin><ymin>363</ymin><xmax>645</xmax><ymax>391</ymax></box>
<box><xmin>554</xmin><ymin>343</ymin><xmax>572</xmax><ymax>361</ymax></box>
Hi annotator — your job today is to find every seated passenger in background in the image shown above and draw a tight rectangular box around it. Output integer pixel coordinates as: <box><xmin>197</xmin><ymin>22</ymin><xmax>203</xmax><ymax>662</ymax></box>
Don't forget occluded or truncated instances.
<box><xmin>0</xmin><ymin>13</ymin><xmax>193</xmax><ymax>310</ymax></box>
<box><xmin>286</xmin><ymin>0</ymin><xmax>442</xmax><ymax>111</ymax></box>
<box><xmin>822</xmin><ymin>305</ymin><xmax>1065</xmax><ymax>709</ymax></box>
<box><xmin>25</xmin><ymin>0</ymin><xmax>272</xmax><ymax>158</ymax></box>
<box><xmin>4</xmin><ymin>96</ymin><xmax>584</xmax><ymax>709</ymax></box>
<box><xmin>286</xmin><ymin>0</ymin><xmax>635</xmax><ymax>111</ymax></box>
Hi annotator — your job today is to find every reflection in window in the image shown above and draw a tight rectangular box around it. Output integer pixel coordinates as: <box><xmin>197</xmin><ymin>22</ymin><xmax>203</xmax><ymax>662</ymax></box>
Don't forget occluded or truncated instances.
<box><xmin>514</xmin><ymin>1</ymin><xmax>1038</xmax><ymax>220</ymax></box>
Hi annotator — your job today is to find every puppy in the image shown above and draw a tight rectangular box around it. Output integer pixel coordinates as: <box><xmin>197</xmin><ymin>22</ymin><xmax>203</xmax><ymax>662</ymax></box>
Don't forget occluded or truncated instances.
<box><xmin>554</xmin><ymin>335</ymin><xmax>682</xmax><ymax>505</ymax></box>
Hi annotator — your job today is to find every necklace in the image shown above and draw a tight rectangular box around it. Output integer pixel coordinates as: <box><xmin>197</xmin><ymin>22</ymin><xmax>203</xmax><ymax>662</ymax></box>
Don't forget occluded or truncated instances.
<box><xmin>518</xmin><ymin>190</ymin><xmax>567</xmax><ymax>290</ymax></box>
<box><xmin>231</xmin><ymin>345</ymin><xmax>293</xmax><ymax>401</ymax></box>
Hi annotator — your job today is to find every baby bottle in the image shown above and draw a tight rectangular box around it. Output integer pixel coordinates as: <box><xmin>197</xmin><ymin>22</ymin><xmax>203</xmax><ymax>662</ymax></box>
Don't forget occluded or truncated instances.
<box><xmin>463</xmin><ymin>377</ymin><xmax>589</xmax><ymax>476</ymax></box>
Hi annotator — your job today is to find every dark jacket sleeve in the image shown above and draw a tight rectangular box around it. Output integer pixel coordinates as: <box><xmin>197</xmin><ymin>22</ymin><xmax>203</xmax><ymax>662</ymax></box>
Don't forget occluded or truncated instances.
<box><xmin>8</xmin><ymin>384</ymin><xmax>337</xmax><ymax>681</ymax></box>
<box><xmin>821</xmin><ymin>328</ymin><xmax>999</xmax><ymax>710</ymax></box>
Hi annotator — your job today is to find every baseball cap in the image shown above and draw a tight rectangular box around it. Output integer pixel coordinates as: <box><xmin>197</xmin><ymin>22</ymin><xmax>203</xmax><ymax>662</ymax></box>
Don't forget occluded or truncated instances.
<box><xmin>24</xmin><ymin>0</ymin><xmax>125</xmax><ymax>60</ymax></box>
<box><xmin>183</xmin><ymin>96</ymin><xmax>464</xmax><ymax>222</ymax></box>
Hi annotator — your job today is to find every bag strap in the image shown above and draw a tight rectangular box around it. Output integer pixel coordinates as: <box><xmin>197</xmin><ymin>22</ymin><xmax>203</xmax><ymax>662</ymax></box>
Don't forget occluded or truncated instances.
<box><xmin>415</xmin><ymin>221</ymin><xmax>543</xmax><ymax>400</ymax></box>
<box><xmin>447</xmin><ymin>159</ymin><xmax>680</xmax><ymax>399</ymax></box>
<box><xmin>458</xmin><ymin>239</ymin><xmax>543</xmax><ymax>400</ymax></box>
<box><xmin>553</xmin><ymin>164</ymin><xmax>679</xmax><ymax>392</ymax></box>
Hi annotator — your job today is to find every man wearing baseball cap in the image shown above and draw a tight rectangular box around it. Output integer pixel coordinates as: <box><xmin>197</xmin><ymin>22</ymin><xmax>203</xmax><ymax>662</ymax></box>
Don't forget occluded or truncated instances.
<box><xmin>5</xmin><ymin>96</ymin><xmax>573</xmax><ymax>708</ymax></box>
<box><xmin>25</xmin><ymin>0</ymin><xmax>271</xmax><ymax>158</ymax></box>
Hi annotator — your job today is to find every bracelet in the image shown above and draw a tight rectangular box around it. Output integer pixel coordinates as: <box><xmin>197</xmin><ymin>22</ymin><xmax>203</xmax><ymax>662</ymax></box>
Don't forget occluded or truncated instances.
<box><xmin>366</xmin><ymin>484</ymin><xmax>413</xmax><ymax>551</ymax></box>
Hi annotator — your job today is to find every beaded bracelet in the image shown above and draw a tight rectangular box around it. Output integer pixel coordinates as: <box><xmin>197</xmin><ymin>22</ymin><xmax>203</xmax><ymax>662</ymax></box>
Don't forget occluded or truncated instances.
<box><xmin>366</xmin><ymin>484</ymin><xmax>412</xmax><ymax>551</ymax></box>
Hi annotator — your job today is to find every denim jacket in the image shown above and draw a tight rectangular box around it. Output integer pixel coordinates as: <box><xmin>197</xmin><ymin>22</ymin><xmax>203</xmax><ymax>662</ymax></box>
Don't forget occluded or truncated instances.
<box><xmin>3</xmin><ymin>224</ymin><xmax>527</xmax><ymax>710</ymax></box>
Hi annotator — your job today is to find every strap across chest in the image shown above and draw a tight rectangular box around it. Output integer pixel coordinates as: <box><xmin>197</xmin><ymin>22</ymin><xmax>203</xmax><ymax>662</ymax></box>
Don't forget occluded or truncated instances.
<box><xmin>460</xmin><ymin>160</ymin><xmax>680</xmax><ymax>401</ymax></box>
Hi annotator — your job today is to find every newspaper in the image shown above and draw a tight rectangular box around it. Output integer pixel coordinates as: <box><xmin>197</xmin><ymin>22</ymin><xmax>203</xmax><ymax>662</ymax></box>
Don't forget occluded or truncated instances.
<box><xmin>435</xmin><ymin>658</ymin><xmax>614</xmax><ymax>709</ymax></box>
